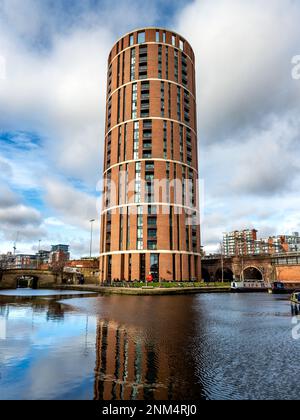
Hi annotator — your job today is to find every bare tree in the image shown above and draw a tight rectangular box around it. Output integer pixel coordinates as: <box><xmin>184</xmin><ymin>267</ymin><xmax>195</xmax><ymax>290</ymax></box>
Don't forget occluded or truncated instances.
<box><xmin>0</xmin><ymin>258</ymin><xmax>8</xmax><ymax>285</ymax></box>
<box><xmin>50</xmin><ymin>261</ymin><xmax>66</xmax><ymax>284</ymax></box>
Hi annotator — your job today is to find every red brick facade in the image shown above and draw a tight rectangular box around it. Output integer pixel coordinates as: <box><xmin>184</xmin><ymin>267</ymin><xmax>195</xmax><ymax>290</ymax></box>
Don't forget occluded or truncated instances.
<box><xmin>100</xmin><ymin>28</ymin><xmax>201</xmax><ymax>283</ymax></box>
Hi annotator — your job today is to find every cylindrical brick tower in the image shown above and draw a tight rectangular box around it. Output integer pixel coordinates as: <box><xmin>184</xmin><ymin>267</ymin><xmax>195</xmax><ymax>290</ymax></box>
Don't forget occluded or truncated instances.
<box><xmin>100</xmin><ymin>28</ymin><xmax>201</xmax><ymax>283</ymax></box>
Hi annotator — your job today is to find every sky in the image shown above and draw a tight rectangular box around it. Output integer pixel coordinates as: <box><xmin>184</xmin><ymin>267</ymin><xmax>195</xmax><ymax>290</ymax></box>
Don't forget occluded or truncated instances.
<box><xmin>0</xmin><ymin>0</ymin><xmax>299</xmax><ymax>257</ymax></box>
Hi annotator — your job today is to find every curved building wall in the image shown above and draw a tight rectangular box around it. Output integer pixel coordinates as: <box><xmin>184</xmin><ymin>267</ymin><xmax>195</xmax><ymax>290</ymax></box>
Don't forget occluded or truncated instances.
<box><xmin>100</xmin><ymin>28</ymin><xmax>201</xmax><ymax>283</ymax></box>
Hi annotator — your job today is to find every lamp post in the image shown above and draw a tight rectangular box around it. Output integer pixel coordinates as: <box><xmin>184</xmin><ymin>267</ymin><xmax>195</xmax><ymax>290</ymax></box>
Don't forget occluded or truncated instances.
<box><xmin>37</xmin><ymin>239</ymin><xmax>41</xmax><ymax>269</ymax></box>
<box><xmin>220</xmin><ymin>242</ymin><xmax>224</xmax><ymax>283</ymax></box>
<box><xmin>89</xmin><ymin>219</ymin><xmax>95</xmax><ymax>259</ymax></box>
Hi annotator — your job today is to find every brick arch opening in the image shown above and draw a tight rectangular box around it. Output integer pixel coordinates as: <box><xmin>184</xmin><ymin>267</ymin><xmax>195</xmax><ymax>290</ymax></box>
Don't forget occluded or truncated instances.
<box><xmin>16</xmin><ymin>275</ymin><xmax>39</xmax><ymax>289</ymax></box>
<box><xmin>243</xmin><ymin>267</ymin><xmax>263</xmax><ymax>281</ymax></box>
<box><xmin>215</xmin><ymin>267</ymin><xmax>234</xmax><ymax>282</ymax></box>
<box><xmin>201</xmin><ymin>267</ymin><xmax>211</xmax><ymax>282</ymax></box>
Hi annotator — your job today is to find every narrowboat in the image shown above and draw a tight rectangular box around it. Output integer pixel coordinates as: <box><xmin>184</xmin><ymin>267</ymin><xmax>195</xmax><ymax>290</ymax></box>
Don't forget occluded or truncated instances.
<box><xmin>231</xmin><ymin>280</ymin><xmax>270</xmax><ymax>293</ymax></box>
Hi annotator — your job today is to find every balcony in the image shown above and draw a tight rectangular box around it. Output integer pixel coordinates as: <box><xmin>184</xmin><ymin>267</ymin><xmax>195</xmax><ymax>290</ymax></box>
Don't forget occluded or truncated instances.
<box><xmin>147</xmin><ymin>241</ymin><xmax>157</xmax><ymax>250</ymax></box>
<box><xmin>141</xmin><ymin>110</ymin><xmax>150</xmax><ymax>118</ymax></box>
<box><xmin>143</xmin><ymin>131</ymin><xmax>152</xmax><ymax>139</ymax></box>
<box><xmin>143</xmin><ymin>151</ymin><xmax>152</xmax><ymax>159</ymax></box>
<box><xmin>145</xmin><ymin>163</ymin><xmax>155</xmax><ymax>171</ymax></box>
<box><xmin>148</xmin><ymin>217</ymin><xmax>157</xmax><ymax>226</ymax></box>
<box><xmin>139</xmin><ymin>56</ymin><xmax>148</xmax><ymax>64</ymax></box>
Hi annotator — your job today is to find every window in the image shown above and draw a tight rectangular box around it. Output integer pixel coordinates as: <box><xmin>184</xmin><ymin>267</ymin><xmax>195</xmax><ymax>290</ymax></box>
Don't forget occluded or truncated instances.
<box><xmin>186</xmin><ymin>129</ymin><xmax>192</xmax><ymax>165</ymax></box>
<box><xmin>123</xmin><ymin>86</ymin><xmax>126</xmax><ymax>122</ymax></box>
<box><xmin>163</xmin><ymin>120</ymin><xmax>167</xmax><ymax>158</ymax></box>
<box><xmin>180</xmin><ymin>125</ymin><xmax>184</xmax><ymax>162</ymax></box>
<box><xmin>158</xmin><ymin>45</ymin><xmax>162</xmax><ymax>79</ymax></box>
<box><xmin>137</xmin><ymin>206</ymin><xmax>143</xmax><ymax>250</ymax></box>
<box><xmin>174</xmin><ymin>50</ymin><xmax>179</xmax><ymax>82</ymax></box>
<box><xmin>126</xmin><ymin>208</ymin><xmax>130</xmax><ymax>250</ymax></box>
<box><xmin>138</xmin><ymin>31</ymin><xmax>145</xmax><ymax>44</ymax></box>
<box><xmin>189</xmin><ymin>169</ymin><xmax>195</xmax><ymax>206</ymax></box>
<box><xmin>122</xmin><ymin>52</ymin><xmax>125</xmax><ymax>85</ymax></box>
<box><xmin>118</xmin><ymin>126</ymin><xmax>122</xmax><ymax>162</ymax></box>
<box><xmin>143</xmin><ymin>119</ymin><xmax>152</xmax><ymax>158</ymax></box>
<box><xmin>107</xmin><ymin>133</ymin><xmax>111</xmax><ymax>168</ymax></box>
<box><xmin>107</xmin><ymin>64</ymin><xmax>112</xmax><ymax>96</ymax></box>
<box><xmin>135</xmin><ymin>162</ymin><xmax>141</xmax><ymax>203</ymax></box>
<box><xmin>132</xmin><ymin>83</ymin><xmax>138</xmax><ymax>119</ymax></box>
<box><xmin>182</xmin><ymin>166</ymin><xmax>186</xmax><ymax>205</ymax></box>
<box><xmin>177</xmin><ymin>214</ymin><xmax>180</xmax><ymax>250</ymax></box>
<box><xmin>156</xmin><ymin>30</ymin><xmax>160</xmax><ymax>42</ymax></box>
<box><xmin>145</xmin><ymin>161</ymin><xmax>154</xmax><ymax>171</ymax></box>
<box><xmin>166</xmin><ymin>46</ymin><xmax>169</xmax><ymax>79</ymax></box>
<box><xmin>163</xmin><ymin>31</ymin><xmax>166</xmax><ymax>43</ymax></box>
<box><xmin>124</xmin><ymin>123</ymin><xmax>127</xmax><ymax>160</ymax></box>
<box><xmin>192</xmin><ymin>219</ymin><xmax>198</xmax><ymax>252</ymax></box>
<box><xmin>106</xmin><ymin>211</ymin><xmax>112</xmax><ymax>252</ymax></box>
<box><xmin>133</xmin><ymin>121</ymin><xmax>139</xmax><ymax>159</ymax></box>
<box><xmin>119</xmin><ymin>213</ymin><xmax>123</xmax><ymax>250</ymax></box>
<box><xmin>177</xmin><ymin>86</ymin><xmax>181</xmax><ymax>121</ymax></box>
<box><xmin>179</xmin><ymin>39</ymin><xmax>184</xmax><ymax>51</ymax></box>
<box><xmin>168</xmin><ymin>83</ymin><xmax>171</xmax><ymax>118</ymax></box>
<box><xmin>117</xmin><ymin>90</ymin><xmax>121</xmax><ymax>123</ymax></box>
<box><xmin>182</xmin><ymin>53</ymin><xmax>188</xmax><ymax>87</ymax></box>
<box><xmin>172</xmin><ymin>34</ymin><xmax>176</xmax><ymax>46</ymax></box>
<box><xmin>150</xmin><ymin>254</ymin><xmax>159</xmax><ymax>279</ymax></box>
<box><xmin>169</xmin><ymin>208</ymin><xmax>173</xmax><ymax>250</ymax></box>
<box><xmin>148</xmin><ymin>205</ymin><xmax>157</xmax><ymax>215</ymax></box>
<box><xmin>148</xmin><ymin>216</ymin><xmax>157</xmax><ymax>226</ymax></box>
<box><xmin>105</xmin><ymin>170</ymin><xmax>111</xmax><ymax>208</ymax></box>
<box><xmin>130</xmin><ymin>48</ymin><xmax>136</xmax><ymax>81</ymax></box>
<box><xmin>140</xmin><ymin>254</ymin><xmax>146</xmax><ymax>281</ymax></box>
<box><xmin>185</xmin><ymin>211</ymin><xmax>190</xmax><ymax>251</ymax></box>
<box><xmin>117</xmin><ymin>55</ymin><xmax>120</xmax><ymax>87</ymax></box>
<box><xmin>129</xmin><ymin>34</ymin><xmax>134</xmax><ymax>46</ymax></box>
<box><xmin>141</xmin><ymin>81</ymin><xmax>150</xmax><ymax>118</ymax></box>
<box><xmin>148</xmin><ymin>241</ymin><xmax>157</xmax><ymax>251</ymax></box>
<box><xmin>171</xmin><ymin>122</ymin><xmax>174</xmax><ymax>159</ymax></box>
<box><xmin>148</xmin><ymin>228</ymin><xmax>157</xmax><ymax>238</ymax></box>
<box><xmin>139</xmin><ymin>45</ymin><xmax>148</xmax><ymax>79</ymax></box>
<box><xmin>145</xmin><ymin>156</ymin><xmax>154</xmax><ymax>202</ymax></box>
<box><xmin>161</xmin><ymin>82</ymin><xmax>165</xmax><ymax>117</ymax></box>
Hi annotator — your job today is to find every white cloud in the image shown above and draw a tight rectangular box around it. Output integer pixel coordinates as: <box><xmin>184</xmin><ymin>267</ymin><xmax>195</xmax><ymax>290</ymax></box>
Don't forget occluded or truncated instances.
<box><xmin>175</xmin><ymin>0</ymin><xmax>300</xmax><ymax>251</ymax></box>
<box><xmin>43</xmin><ymin>178</ymin><xmax>100</xmax><ymax>230</ymax></box>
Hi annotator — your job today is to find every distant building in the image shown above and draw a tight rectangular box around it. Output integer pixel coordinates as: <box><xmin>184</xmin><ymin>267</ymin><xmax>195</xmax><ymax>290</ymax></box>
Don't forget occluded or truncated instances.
<box><xmin>223</xmin><ymin>230</ymin><xmax>300</xmax><ymax>257</ymax></box>
<box><xmin>37</xmin><ymin>250</ymin><xmax>51</xmax><ymax>264</ymax></box>
<box><xmin>66</xmin><ymin>258</ymin><xmax>99</xmax><ymax>283</ymax></box>
<box><xmin>13</xmin><ymin>254</ymin><xmax>37</xmax><ymax>269</ymax></box>
<box><xmin>49</xmin><ymin>245</ymin><xmax>70</xmax><ymax>265</ymax></box>
<box><xmin>223</xmin><ymin>230</ymin><xmax>258</xmax><ymax>257</ymax></box>
<box><xmin>265</xmin><ymin>232</ymin><xmax>300</xmax><ymax>254</ymax></box>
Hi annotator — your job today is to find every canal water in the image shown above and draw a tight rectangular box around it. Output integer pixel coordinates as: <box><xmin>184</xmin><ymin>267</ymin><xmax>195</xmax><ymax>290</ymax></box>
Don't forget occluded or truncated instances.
<box><xmin>0</xmin><ymin>291</ymin><xmax>299</xmax><ymax>400</ymax></box>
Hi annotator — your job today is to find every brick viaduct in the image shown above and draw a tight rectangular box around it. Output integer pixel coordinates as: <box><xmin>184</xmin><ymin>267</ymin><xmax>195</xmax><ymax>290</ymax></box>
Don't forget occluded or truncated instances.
<box><xmin>202</xmin><ymin>254</ymin><xmax>300</xmax><ymax>285</ymax></box>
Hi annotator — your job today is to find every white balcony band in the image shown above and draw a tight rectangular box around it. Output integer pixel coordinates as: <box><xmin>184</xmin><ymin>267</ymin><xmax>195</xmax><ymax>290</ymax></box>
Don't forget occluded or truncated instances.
<box><xmin>100</xmin><ymin>250</ymin><xmax>201</xmax><ymax>257</ymax></box>
<box><xmin>101</xmin><ymin>202</ymin><xmax>200</xmax><ymax>216</ymax></box>
<box><xmin>105</xmin><ymin>115</ymin><xmax>198</xmax><ymax>138</ymax></box>
<box><xmin>107</xmin><ymin>77</ymin><xmax>196</xmax><ymax>105</ymax></box>
<box><xmin>104</xmin><ymin>158</ymin><xmax>198</xmax><ymax>176</ymax></box>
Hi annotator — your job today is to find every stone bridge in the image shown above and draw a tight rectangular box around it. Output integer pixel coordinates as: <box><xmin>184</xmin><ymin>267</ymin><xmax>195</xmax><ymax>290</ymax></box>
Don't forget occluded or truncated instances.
<box><xmin>202</xmin><ymin>255</ymin><xmax>276</xmax><ymax>283</ymax></box>
<box><xmin>0</xmin><ymin>269</ymin><xmax>60</xmax><ymax>289</ymax></box>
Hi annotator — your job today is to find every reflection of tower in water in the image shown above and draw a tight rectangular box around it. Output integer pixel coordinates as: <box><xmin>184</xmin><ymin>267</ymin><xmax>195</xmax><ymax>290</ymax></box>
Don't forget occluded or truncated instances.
<box><xmin>94</xmin><ymin>320</ymin><xmax>170</xmax><ymax>400</ymax></box>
